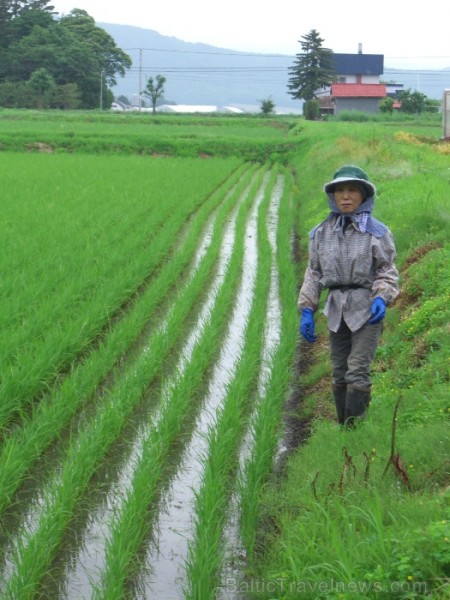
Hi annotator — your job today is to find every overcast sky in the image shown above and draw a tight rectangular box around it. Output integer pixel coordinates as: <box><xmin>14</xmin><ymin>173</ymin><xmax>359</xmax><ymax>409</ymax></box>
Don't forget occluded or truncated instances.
<box><xmin>51</xmin><ymin>0</ymin><xmax>450</xmax><ymax>70</ymax></box>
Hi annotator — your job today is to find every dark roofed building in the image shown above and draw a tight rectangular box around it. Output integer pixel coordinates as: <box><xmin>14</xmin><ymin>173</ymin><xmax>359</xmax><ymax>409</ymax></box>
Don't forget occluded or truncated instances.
<box><xmin>332</xmin><ymin>53</ymin><xmax>384</xmax><ymax>79</ymax></box>
<box><xmin>316</xmin><ymin>45</ymin><xmax>387</xmax><ymax>115</ymax></box>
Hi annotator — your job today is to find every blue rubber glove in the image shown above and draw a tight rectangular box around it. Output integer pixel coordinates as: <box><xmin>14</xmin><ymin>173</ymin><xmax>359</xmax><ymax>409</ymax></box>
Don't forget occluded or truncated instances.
<box><xmin>300</xmin><ymin>308</ymin><xmax>317</xmax><ymax>342</ymax></box>
<box><xmin>368</xmin><ymin>297</ymin><xmax>386</xmax><ymax>324</ymax></box>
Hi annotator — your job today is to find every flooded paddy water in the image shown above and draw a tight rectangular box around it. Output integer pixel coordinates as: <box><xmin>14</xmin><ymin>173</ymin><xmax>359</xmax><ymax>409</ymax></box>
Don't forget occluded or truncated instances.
<box><xmin>0</xmin><ymin>166</ymin><xmax>288</xmax><ymax>599</ymax></box>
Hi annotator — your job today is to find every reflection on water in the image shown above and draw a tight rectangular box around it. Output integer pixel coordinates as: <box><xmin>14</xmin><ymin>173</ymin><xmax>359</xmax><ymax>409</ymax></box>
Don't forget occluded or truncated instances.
<box><xmin>141</xmin><ymin>173</ymin><xmax>270</xmax><ymax>599</ymax></box>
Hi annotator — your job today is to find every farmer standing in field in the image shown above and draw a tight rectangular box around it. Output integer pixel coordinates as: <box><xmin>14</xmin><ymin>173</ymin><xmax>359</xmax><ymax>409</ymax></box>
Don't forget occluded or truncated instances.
<box><xmin>298</xmin><ymin>165</ymin><xmax>399</xmax><ymax>427</ymax></box>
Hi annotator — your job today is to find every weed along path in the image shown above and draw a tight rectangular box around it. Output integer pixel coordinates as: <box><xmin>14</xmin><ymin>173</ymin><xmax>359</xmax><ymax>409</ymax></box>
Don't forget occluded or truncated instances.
<box><xmin>0</xmin><ymin>161</ymin><xmax>287</xmax><ymax>600</ymax></box>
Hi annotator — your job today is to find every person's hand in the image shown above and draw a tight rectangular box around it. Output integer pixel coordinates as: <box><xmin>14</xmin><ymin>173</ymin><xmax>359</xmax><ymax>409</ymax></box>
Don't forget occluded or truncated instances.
<box><xmin>300</xmin><ymin>308</ymin><xmax>317</xmax><ymax>342</ymax></box>
<box><xmin>368</xmin><ymin>297</ymin><xmax>386</xmax><ymax>324</ymax></box>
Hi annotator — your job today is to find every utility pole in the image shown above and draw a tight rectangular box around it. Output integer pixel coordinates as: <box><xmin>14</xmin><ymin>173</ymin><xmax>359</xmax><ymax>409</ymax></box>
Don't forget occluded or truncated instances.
<box><xmin>100</xmin><ymin>70</ymin><xmax>104</xmax><ymax>110</ymax></box>
<box><xmin>138</xmin><ymin>49</ymin><xmax>143</xmax><ymax>112</ymax></box>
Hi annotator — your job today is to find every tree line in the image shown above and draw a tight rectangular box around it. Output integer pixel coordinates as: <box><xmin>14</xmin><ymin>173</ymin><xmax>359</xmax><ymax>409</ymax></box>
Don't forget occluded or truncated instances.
<box><xmin>0</xmin><ymin>0</ymin><xmax>131</xmax><ymax>109</ymax></box>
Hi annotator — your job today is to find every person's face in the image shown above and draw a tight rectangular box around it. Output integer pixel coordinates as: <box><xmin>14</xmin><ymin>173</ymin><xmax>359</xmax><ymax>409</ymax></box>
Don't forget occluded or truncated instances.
<box><xmin>334</xmin><ymin>183</ymin><xmax>364</xmax><ymax>213</ymax></box>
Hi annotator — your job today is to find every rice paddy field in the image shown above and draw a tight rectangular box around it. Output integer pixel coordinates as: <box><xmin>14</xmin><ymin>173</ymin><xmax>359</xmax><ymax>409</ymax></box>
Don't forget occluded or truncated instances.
<box><xmin>0</xmin><ymin>109</ymin><xmax>448</xmax><ymax>599</ymax></box>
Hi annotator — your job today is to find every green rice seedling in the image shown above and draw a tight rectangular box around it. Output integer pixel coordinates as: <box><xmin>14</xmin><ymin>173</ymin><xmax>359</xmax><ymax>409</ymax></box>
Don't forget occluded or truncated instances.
<box><xmin>61</xmin><ymin>166</ymin><xmax>263</xmax><ymax>595</ymax></box>
<box><xmin>96</xmin><ymin>167</ymin><xmax>270</xmax><ymax>599</ymax></box>
<box><xmin>238</xmin><ymin>166</ymin><xmax>298</xmax><ymax>560</ymax></box>
<box><xmin>0</xmin><ymin>164</ymin><xmax>255</xmax><ymax>521</ymax></box>
<box><xmin>0</xmin><ymin>153</ymin><xmax>242</xmax><ymax>431</ymax></box>
<box><xmin>1</xmin><ymin>164</ymin><xmax>265</xmax><ymax>599</ymax></box>
<box><xmin>184</xmin><ymin>169</ymin><xmax>280</xmax><ymax>599</ymax></box>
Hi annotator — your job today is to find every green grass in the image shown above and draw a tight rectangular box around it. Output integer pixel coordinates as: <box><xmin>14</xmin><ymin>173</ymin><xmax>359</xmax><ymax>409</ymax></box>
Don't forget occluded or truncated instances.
<box><xmin>0</xmin><ymin>111</ymin><xmax>448</xmax><ymax>599</ymax></box>
<box><xmin>0</xmin><ymin>109</ymin><xmax>300</xmax><ymax>159</ymax></box>
<box><xmin>245</xmin><ymin>119</ymin><xmax>449</xmax><ymax>599</ymax></box>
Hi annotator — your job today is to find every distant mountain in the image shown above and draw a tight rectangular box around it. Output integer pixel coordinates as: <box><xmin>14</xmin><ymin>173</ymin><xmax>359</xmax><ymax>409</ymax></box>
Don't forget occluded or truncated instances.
<box><xmin>101</xmin><ymin>23</ymin><xmax>450</xmax><ymax>108</ymax></box>
<box><xmin>100</xmin><ymin>23</ymin><xmax>300</xmax><ymax>110</ymax></box>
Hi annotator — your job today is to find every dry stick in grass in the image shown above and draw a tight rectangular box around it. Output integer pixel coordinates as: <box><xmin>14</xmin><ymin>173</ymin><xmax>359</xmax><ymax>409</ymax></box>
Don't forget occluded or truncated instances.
<box><xmin>338</xmin><ymin>447</ymin><xmax>357</xmax><ymax>494</ymax></box>
<box><xmin>363</xmin><ymin>451</ymin><xmax>372</xmax><ymax>485</ymax></box>
<box><xmin>311</xmin><ymin>471</ymin><xmax>319</xmax><ymax>501</ymax></box>
<box><xmin>382</xmin><ymin>395</ymin><xmax>411</xmax><ymax>491</ymax></box>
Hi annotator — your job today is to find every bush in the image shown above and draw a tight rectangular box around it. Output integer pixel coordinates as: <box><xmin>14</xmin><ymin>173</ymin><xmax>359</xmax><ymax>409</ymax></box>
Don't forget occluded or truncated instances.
<box><xmin>303</xmin><ymin>99</ymin><xmax>320</xmax><ymax>120</ymax></box>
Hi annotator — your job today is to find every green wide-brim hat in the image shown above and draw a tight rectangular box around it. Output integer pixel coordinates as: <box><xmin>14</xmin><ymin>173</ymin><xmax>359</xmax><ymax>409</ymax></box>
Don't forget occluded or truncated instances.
<box><xmin>324</xmin><ymin>165</ymin><xmax>376</xmax><ymax>198</ymax></box>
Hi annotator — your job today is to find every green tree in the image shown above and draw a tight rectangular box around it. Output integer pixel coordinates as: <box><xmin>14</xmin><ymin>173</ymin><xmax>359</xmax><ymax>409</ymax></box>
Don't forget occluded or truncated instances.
<box><xmin>0</xmin><ymin>4</ymin><xmax>131</xmax><ymax>109</ymax></box>
<box><xmin>0</xmin><ymin>80</ymin><xmax>31</xmax><ymax>106</ymax></box>
<box><xmin>59</xmin><ymin>10</ymin><xmax>131</xmax><ymax>108</ymax></box>
<box><xmin>303</xmin><ymin>98</ymin><xmax>320</xmax><ymax>120</ymax></box>
<box><xmin>51</xmin><ymin>82</ymin><xmax>81</xmax><ymax>109</ymax></box>
<box><xmin>0</xmin><ymin>0</ymin><xmax>54</xmax><ymax>46</ymax></box>
<box><xmin>397</xmin><ymin>89</ymin><xmax>427</xmax><ymax>114</ymax></box>
<box><xmin>27</xmin><ymin>66</ymin><xmax>54</xmax><ymax>108</ymax></box>
<box><xmin>424</xmin><ymin>97</ymin><xmax>440</xmax><ymax>113</ymax></box>
<box><xmin>287</xmin><ymin>29</ymin><xmax>334</xmax><ymax>104</ymax></box>
<box><xmin>379</xmin><ymin>97</ymin><xmax>394</xmax><ymax>113</ymax></box>
<box><xmin>142</xmin><ymin>74</ymin><xmax>166</xmax><ymax>113</ymax></box>
<box><xmin>260</xmin><ymin>97</ymin><xmax>275</xmax><ymax>115</ymax></box>
<box><xmin>116</xmin><ymin>94</ymin><xmax>131</xmax><ymax>106</ymax></box>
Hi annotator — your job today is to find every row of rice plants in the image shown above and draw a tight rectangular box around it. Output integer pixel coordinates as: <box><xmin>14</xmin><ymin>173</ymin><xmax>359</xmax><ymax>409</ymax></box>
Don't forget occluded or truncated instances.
<box><xmin>93</xmin><ymin>169</ymin><xmax>272</xmax><ymax>599</ymax></box>
<box><xmin>1</xmin><ymin>156</ymin><xmax>246</xmax><ymax>544</ymax></box>
<box><xmin>238</xmin><ymin>166</ymin><xmax>298</xmax><ymax>559</ymax></box>
<box><xmin>184</xmin><ymin>167</ymin><xmax>283</xmax><ymax>598</ymax></box>
<box><xmin>0</xmin><ymin>153</ymin><xmax>241</xmax><ymax>431</ymax></box>
<box><xmin>53</xmin><ymin>164</ymin><xmax>265</xmax><ymax>598</ymax></box>
<box><xmin>0</xmin><ymin>164</ymin><xmax>266</xmax><ymax>598</ymax></box>
<box><xmin>58</xmin><ymin>164</ymin><xmax>267</xmax><ymax>597</ymax></box>
<box><xmin>0</xmin><ymin>162</ymin><xmax>254</xmax><ymax>523</ymax></box>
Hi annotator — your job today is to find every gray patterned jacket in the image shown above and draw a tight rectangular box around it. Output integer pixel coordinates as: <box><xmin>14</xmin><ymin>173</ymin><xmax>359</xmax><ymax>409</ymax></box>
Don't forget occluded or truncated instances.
<box><xmin>298</xmin><ymin>214</ymin><xmax>400</xmax><ymax>332</ymax></box>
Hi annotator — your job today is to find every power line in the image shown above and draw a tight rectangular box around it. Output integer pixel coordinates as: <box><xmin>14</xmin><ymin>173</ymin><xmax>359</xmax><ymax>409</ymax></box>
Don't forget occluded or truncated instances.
<box><xmin>121</xmin><ymin>46</ymin><xmax>450</xmax><ymax>64</ymax></box>
<box><xmin>122</xmin><ymin>47</ymin><xmax>291</xmax><ymax>57</ymax></box>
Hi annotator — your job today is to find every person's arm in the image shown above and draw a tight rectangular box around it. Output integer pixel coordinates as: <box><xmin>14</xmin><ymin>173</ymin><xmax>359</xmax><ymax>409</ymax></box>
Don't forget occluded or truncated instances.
<box><xmin>298</xmin><ymin>238</ymin><xmax>323</xmax><ymax>342</ymax></box>
<box><xmin>371</xmin><ymin>230</ymin><xmax>400</xmax><ymax>306</ymax></box>
<box><xmin>297</xmin><ymin>238</ymin><xmax>323</xmax><ymax>312</ymax></box>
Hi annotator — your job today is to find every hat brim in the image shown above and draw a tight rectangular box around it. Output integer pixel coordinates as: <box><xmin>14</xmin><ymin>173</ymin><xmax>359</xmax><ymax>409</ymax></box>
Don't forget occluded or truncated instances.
<box><xmin>324</xmin><ymin>176</ymin><xmax>376</xmax><ymax>197</ymax></box>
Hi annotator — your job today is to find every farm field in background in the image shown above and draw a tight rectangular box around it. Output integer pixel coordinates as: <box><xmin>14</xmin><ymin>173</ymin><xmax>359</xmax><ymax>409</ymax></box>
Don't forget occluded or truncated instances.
<box><xmin>0</xmin><ymin>110</ymin><xmax>300</xmax><ymax>160</ymax></box>
<box><xmin>0</xmin><ymin>110</ymin><xmax>448</xmax><ymax>599</ymax></box>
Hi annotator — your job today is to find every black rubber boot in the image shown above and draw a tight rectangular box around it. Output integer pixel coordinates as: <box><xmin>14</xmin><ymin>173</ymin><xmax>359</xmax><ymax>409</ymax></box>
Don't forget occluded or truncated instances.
<box><xmin>332</xmin><ymin>384</ymin><xmax>347</xmax><ymax>425</ymax></box>
<box><xmin>344</xmin><ymin>385</ymin><xmax>371</xmax><ymax>428</ymax></box>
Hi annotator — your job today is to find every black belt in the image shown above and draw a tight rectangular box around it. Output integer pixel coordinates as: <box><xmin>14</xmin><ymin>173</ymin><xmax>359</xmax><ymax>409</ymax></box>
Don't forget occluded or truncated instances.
<box><xmin>328</xmin><ymin>284</ymin><xmax>364</xmax><ymax>291</ymax></box>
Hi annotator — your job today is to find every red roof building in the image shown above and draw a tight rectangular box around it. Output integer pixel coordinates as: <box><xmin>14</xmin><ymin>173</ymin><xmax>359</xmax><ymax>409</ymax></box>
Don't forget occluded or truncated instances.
<box><xmin>316</xmin><ymin>49</ymin><xmax>388</xmax><ymax>115</ymax></box>
<box><xmin>331</xmin><ymin>83</ymin><xmax>387</xmax><ymax>98</ymax></box>
<box><xmin>329</xmin><ymin>82</ymin><xmax>387</xmax><ymax>114</ymax></box>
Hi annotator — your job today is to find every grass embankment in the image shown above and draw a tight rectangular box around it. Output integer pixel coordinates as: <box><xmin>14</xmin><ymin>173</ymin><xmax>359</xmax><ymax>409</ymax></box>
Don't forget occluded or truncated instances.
<box><xmin>247</xmin><ymin>120</ymin><xmax>449</xmax><ymax>599</ymax></box>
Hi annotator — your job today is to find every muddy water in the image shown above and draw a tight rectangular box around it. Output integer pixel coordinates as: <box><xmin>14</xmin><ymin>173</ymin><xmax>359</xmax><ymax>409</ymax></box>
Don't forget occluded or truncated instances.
<box><xmin>44</xmin><ymin>173</ymin><xmax>262</xmax><ymax>598</ymax></box>
<box><xmin>138</xmin><ymin>173</ymin><xmax>271</xmax><ymax>599</ymax></box>
<box><xmin>0</xmin><ymin>169</ymin><xmax>285</xmax><ymax>600</ymax></box>
<box><xmin>218</xmin><ymin>174</ymin><xmax>284</xmax><ymax>598</ymax></box>
<box><xmin>0</xmin><ymin>173</ymin><xmax>254</xmax><ymax>597</ymax></box>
